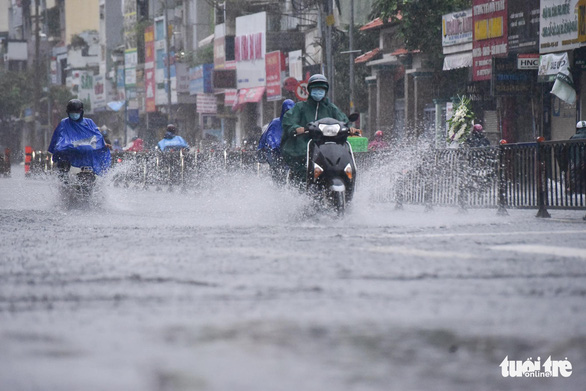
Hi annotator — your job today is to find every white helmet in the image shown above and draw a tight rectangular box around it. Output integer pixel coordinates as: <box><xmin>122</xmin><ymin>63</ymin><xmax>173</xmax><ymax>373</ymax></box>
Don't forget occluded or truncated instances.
<box><xmin>577</xmin><ymin>121</ymin><xmax>586</xmax><ymax>128</ymax></box>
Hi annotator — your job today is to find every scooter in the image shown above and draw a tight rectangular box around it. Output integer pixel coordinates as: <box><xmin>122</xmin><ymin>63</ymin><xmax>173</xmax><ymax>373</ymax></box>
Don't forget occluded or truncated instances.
<box><xmin>305</xmin><ymin>113</ymin><xmax>359</xmax><ymax>215</ymax></box>
<box><xmin>56</xmin><ymin>162</ymin><xmax>97</xmax><ymax>206</ymax></box>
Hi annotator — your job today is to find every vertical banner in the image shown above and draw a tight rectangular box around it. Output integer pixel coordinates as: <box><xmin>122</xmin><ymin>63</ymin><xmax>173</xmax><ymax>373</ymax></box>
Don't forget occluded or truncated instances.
<box><xmin>289</xmin><ymin>50</ymin><xmax>303</xmax><ymax>81</ymax></box>
<box><xmin>145</xmin><ymin>25</ymin><xmax>156</xmax><ymax>112</ymax></box>
<box><xmin>266</xmin><ymin>51</ymin><xmax>283</xmax><ymax>101</ymax></box>
<box><xmin>472</xmin><ymin>0</ymin><xmax>508</xmax><ymax>81</ymax></box>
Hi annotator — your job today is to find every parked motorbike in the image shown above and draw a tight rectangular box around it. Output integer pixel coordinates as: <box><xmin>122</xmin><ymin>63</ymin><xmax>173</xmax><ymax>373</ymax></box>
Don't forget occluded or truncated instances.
<box><xmin>305</xmin><ymin>113</ymin><xmax>359</xmax><ymax>215</ymax></box>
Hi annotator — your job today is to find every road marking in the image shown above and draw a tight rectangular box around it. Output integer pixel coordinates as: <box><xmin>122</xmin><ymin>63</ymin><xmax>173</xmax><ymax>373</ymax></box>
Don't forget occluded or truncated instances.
<box><xmin>490</xmin><ymin>245</ymin><xmax>586</xmax><ymax>259</ymax></box>
<box><xmin>371</xmin><ymin>230</ymin><xmax>586</xmax><ymax>239</ymax></box>
<box><xmin>366</xmin><ymin>246</ymin><xmax>475</xmax><ymax>259</ymax></box>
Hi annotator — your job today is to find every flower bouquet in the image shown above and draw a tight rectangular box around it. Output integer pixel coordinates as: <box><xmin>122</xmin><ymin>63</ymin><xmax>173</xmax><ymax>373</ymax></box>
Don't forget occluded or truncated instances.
<box><xmin>447</xmin><ymin>96</ymin><xmax>474</xmax><ymax>144</ymax></box>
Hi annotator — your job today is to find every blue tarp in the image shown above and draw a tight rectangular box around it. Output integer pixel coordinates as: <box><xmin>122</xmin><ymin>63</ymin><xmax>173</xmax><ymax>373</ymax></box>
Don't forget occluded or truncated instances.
<box><xmin>48</xmin><ymin>117</ymin><xmax>111</xmax><ymax>175</ymax></box>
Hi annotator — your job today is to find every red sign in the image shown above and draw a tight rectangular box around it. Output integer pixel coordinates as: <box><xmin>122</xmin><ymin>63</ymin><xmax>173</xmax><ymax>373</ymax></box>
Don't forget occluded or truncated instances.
<box><xmin>283</xmin><ymin>77</ymin><xmax>298</xmax><ymax>93</ymax></box>
<box><xmin>197</xmin><ymin>94</ymin><xmax>217</xmax><ymax>114</ymax></box>
<box><xmin>266</xmin><ymin>51</ymin><xmax>283</xmax><ymax>101</ymax></box>
<box><xmin>472</xmin><ymin>0</ymin><xmax>508</xmax><ymax>81</ymax></box>
<box><xmin>295</xmin><ymin>81</ymin><xmax>308</xmax><ymax>101</ymax></box>
<box><xmin>144</xmin><ymin>25</ymin><xmax>156</xmax><ymax>112</ymax></box>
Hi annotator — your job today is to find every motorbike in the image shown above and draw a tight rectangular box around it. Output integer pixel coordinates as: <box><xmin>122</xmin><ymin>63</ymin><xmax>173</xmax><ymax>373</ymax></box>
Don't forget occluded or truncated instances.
<box><xmin>57</xmin><ymin>163</ymin><xmax>97</xmax><ymax>206</ymax></box>
<box><xmin>304</xmin><ymin>113</ymin><xmax>359</xmax><ymax>215</ymax></box>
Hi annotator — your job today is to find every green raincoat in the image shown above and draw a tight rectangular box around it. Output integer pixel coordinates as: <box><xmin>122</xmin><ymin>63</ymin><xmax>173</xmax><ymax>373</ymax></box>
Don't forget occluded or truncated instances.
<box><xmin>281</xmin><ymin>97</ymin><xmax>348</xmax><ymax>179</ymax></box>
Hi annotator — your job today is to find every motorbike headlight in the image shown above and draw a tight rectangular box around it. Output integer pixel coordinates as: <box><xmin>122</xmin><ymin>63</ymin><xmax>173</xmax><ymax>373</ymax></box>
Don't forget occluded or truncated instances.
<box><xmin>313</xmin><ymin>163</ymin><xmax>324</xmax><ymax>179</ymax></box>
<box><xmin>318</xmin><ymin>124</ymin><xmax>340</xmax><ymax>137</ymax></box>
<box><xmin>344</xmin><ymin>163</ymin><xmax>353</xmax><ymax>180</ymax></box>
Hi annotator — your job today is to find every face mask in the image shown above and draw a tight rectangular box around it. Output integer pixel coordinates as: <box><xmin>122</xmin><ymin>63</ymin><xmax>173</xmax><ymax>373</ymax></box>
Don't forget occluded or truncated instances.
<box><xmin>310</xmin><ymin>88</ymin><xmax>326</xmax><ymax>102</ymax></box>
<box><xmin>69</xmin><ymin>113</ymin><xmax>81</xmax><ymax>121</ymax></box>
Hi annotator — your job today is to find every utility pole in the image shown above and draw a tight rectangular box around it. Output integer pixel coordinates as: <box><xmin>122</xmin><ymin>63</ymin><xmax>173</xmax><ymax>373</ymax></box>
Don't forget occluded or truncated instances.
<box><xmin>34</xmin><ymin>0</ymin><xmax>41</xmax><ymax>149</ymax></box>
<box><xmin>325</xmin><ymin>0</ymin><xmax>334</xmax><ymax>103</ymax></box>
<box><xmin>349</xmin><ymin>0</ymin><xmax>354</xmax><ymax>114</ymax></box>
<box><xmin>165</xmin><ymin>0</ymin><xmax>172</xmax><ymax>124</ymax></box>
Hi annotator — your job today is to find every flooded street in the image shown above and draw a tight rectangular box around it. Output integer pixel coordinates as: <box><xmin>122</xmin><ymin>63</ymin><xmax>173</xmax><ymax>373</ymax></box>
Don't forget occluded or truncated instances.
<box><xmin>1</xmin><ymin>168</ymin><xmax>585</xmax><ymax>391</ymax></box>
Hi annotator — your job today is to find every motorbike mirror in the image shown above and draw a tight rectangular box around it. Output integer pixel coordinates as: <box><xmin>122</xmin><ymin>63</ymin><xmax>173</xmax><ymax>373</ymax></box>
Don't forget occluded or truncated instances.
<box><xmin>348</xmin><ymin>113</ymin><xmax>359</xmax><ymax>123</ymax></box>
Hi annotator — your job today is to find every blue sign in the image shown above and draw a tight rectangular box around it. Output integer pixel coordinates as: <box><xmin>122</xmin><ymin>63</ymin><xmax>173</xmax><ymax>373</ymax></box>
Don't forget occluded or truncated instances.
<box><xmin>189</xmin><ymin>64</ymin><xmax>213</xmax><ymax>95</ymax></box>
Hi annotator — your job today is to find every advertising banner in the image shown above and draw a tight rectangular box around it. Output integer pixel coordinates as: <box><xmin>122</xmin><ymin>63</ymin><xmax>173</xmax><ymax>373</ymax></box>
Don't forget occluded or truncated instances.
<box><xmin>442</xmin><ymin>9</ymin><xmax>473</xmax><ymax>47</ymax></box>
<box><xmin>473</xmin><ymin>0</ymin><xmax>508</xmax><ymax>81</ymax></box>
<box><xmin>538</xmin><ymin>52</ymin><xmax>569</xmax><ymax>82</ymax></box>
<box><xmin>265</xmin><ymin>51</ymin><xmax>283</xmax><ymax>101</ymax></box>
<box><xmin>539</xmin><ymin>0</ymin><xmax>583</xmax><ymax>54</ymax></box>
<box><xmin>508</xmin><ymin>0</ymin><xmax>539</xmax><ymax>52</ymax></box>
<box><xmin>235</xmin><ymin>12</ymin><xmax>267</xmax><ymax>89</ymax></box>
<box><xmin>145</xmin><ymin>25</ymin><xmax>156</xmax><ymax>112</ymax></box>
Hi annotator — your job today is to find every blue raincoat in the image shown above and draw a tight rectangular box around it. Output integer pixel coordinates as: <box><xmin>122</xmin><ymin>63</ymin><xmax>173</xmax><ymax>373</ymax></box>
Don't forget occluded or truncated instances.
<box><xmin>48</xmin><ymin>117</ymin><xmax>111</xmax><ymax>175</ymax></box>
<box><xmin>257</xmin><ymin>99</ymin><xmax>295</xmax><ymax>165</ymax></box>
<box><xmin>157</xmin><ymin>132</ymin><xmax>190</xmax><ymax>152</ymax></box>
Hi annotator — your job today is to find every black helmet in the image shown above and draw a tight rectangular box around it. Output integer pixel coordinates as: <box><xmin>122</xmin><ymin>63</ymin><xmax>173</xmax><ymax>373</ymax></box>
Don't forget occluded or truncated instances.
<box><xmin>307</xmin><ymin>74</ymin><xmax>329</xmax><ymax>92</ymax></box>
<box><xmin>66</xmin><ymin>99</ymin><xmax>84</xmax><ymax>113</ymax></box>
<box><xmin>167</xmin><ymin>124</ymin><xmax>177</xmax><ymax>134</ymax></box>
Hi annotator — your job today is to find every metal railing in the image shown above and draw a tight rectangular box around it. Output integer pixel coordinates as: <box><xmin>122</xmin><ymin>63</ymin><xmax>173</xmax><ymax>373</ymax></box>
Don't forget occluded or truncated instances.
<box><xmin>389</xmin><ymin>140</ymin><xmax>586</xmax><ymax>216</ymax></box>
<box><xmin>23</xmin><ymin>139</ymin><xmax>586</xmax><ymax>216</ymax></box>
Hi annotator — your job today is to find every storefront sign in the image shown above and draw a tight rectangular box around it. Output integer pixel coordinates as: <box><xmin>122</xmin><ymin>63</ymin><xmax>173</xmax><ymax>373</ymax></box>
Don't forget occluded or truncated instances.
<box><xmin>492</xmin><ymin>56</ymin><xmax>533</xmax><ymax>95</ymax></box>
<box><xmin>224</xmin><ymin>89</ymin><xmax>238</xmax><ymax>106</ymax></box>
<box><xmin>442</xmin><ymin>9</ymin><xmax>473</xmax><ymax>47</ymax></box>
<box><xmin>473</xmin><ymin>0</ymin><xmax>508</xmax><ymax>81</ymax></box>
<box><xmin>539</xmin><ymin>0</ymin><xmax>583</xmax><ymax>53</ymax></box>
<box><xmin>197</xmin><ymin>93</ymin><xmax>217</xmax><ymax>114</ymax></box>
<box><xmin>517</xmin><ymin>53</ymin><xmax>539</xmax><ymax>69</ymax></box>
<box><xmin>508</xmin><ymin>0</ymin><xmax>539</xmax><ymax>51</ymax></box>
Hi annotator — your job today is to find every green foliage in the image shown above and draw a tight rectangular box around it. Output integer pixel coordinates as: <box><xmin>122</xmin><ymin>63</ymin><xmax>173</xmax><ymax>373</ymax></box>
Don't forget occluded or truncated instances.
<box><xmin>0</xmin><ymin>70</ymin><xmax>34</xmax><ymax>121</ymax></box>
<box><xmin>185</xmin><ymin>46</ymin><xmax>214</xmax><ymax>67</ymax></box>
<box><xmin>70</xmin><ymin>34</ymin><xmax>88</xmax><ymax>50</ymax></box>
<box><xmin>370</xmin><ymin>0</ymin><xmax>471</xmax><ymax>69</ymax></box>
<box><xmin>49</xmin><ymin>86</ymin><xmax>75</xmax><ymax>114</ymax></box>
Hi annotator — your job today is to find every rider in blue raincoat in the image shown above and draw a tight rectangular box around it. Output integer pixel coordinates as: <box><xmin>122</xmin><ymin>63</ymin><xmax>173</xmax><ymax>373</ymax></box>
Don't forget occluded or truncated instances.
<box><xmin>157</xmin><ymin>124</ymin><xmax>190</xmax><ymax>152</ymax></box>
<box><xmin>48</xmin><ymin>99</ymin><xmax>111</xmax><ymax>176</ymax></box>
<box><xmin>258</xmin><ymin>99</ymin><xmax>295</xmax><ymax>183</ymax></box>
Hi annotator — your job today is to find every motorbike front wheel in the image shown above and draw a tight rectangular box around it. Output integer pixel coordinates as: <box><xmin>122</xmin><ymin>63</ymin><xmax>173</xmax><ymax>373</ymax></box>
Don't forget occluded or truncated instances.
<box><xmin>332</xmin><ymin>190</ymin><xmax>346</xmax><ymax>216</ymax></box>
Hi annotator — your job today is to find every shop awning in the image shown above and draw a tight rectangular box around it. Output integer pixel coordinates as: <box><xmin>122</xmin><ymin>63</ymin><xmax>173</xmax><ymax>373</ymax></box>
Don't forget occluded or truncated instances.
<box><xmin>198</xmin><ymin>33</ymin><xmax>214</xmax><ymax>48</ymax></box>
<box><xmin>355</xmin><ymin>48</ymin><xmax>380</xmax><ymax>64</ymax></box>
<box><xmin>232</xmin><ymin>87</ymin><xmax>265</xmax><ymax>111</ymax></box>
<box><xmin>443</xmin><ymin>52</ymin><xmax>472</xmax><ymax>71</ymax></box>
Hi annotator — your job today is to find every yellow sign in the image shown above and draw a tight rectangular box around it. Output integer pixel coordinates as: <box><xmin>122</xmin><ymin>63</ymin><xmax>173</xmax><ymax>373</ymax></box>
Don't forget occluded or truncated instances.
<box><xmin>475</xmin><ymin>16</ymin><xmax>503</xmax><ymax>40</ymax></box>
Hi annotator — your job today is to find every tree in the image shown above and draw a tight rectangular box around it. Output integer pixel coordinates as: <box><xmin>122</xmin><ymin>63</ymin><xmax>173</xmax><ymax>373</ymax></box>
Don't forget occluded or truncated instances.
<box><xmin>370</xmin><ymin>0</ymin><xmax>471</xmax><ymax>70</ymax></box>
<box><xmin>0</xmin><ymin>70</ymin><xmax>34</xmax><ymax>123</ymax></box>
